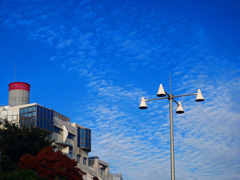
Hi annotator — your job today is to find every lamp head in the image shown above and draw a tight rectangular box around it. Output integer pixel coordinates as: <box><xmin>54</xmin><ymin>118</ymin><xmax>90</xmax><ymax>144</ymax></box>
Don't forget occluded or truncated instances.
<box><xmin>139</xmin><ymin>97</ymin><xmax>148</xmax><ymax>109</ymax></box>
<box><xmin>195</xmin><ymin>89</ymin><xmax>204</xmax><ymax>102</ymax></box>
<box><xmin>157</xmin><ymin>84</ymin><xmax>166</xmax><ymax>97</ymax></box>
<box><xmin>176</xmin><ymin>102</ymin><xmax>184</xmax><ymax>114</ymax></box>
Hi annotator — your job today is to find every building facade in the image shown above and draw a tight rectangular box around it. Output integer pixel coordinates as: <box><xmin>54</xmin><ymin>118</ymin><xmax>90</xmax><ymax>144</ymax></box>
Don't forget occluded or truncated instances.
<box><xmin>0</xmin><ymin>82</ymin><xmax>122</xmax><ymax>180</ymax></box>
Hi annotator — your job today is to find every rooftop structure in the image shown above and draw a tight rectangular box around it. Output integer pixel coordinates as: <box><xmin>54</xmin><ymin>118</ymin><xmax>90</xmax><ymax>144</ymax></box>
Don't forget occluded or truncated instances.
<box><xmin>8</xmin><ymin>82</ymin><xmax>30</xmax><ymax>106</ymax></box>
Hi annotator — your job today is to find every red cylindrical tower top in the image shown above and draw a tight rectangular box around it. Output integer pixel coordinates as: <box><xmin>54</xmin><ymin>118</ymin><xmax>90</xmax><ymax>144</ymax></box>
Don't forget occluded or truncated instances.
<box><xmin>8</xmin><ymin>82</ymin><xmax>31</xmax><ymax>106</ymax></box>
<box><xmin>9</xmin><ymin>82</ymin><xmax>30</xmax><ymax>92</ymax></box>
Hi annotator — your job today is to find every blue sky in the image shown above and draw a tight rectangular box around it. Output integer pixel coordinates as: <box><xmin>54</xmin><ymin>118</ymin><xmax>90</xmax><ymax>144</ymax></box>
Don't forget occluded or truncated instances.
<box><xmin>0</xmin><ymin>0</ymin><xmax>240</xmax><ymax>179</ymax></box>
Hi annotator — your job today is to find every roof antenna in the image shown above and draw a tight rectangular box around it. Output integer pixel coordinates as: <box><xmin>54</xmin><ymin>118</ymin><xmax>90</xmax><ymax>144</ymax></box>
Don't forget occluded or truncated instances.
<box><xmin>14</xmin><ymin>61</ymin><xmax>16</xmax><ymax>82</ymax></box>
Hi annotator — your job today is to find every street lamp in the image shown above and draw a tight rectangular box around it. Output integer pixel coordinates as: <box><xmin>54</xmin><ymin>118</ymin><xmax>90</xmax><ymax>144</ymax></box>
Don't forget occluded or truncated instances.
<box><xmin>139</xmin><ymin>78</ymin><xmax>204</xmax><ymax>180</ymax></box>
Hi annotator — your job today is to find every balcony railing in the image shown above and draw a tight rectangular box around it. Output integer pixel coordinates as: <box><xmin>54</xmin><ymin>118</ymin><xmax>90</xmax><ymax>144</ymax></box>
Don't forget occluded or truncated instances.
<box><xmin>78</xmin><ymin>163</ymin><xmax>98</xmax><ymax>177</ymax></box>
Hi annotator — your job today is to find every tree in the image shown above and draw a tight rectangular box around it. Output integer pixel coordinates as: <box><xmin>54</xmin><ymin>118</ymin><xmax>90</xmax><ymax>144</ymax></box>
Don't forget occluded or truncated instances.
<box><xmin>0</xmin><ymin>120</ymin><xmax>53</xmax><ymax>171</ymax></box>
<box><xmin>0</xmin><ymin>168</ymin><xmax>45</xmax><ymax>180</ymax></box>
<box><xmin>19</xmin><ymin>146</ymin><xmax>85</xmax><ymax>180</ymax></box>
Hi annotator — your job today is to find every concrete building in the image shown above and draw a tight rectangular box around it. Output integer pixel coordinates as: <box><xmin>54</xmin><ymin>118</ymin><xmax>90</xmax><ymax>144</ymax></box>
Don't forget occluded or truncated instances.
<box><xmin>0</xmin><ymin>82</ymin><xmax>122</xmax><ymax>180</ymax></box>
<box><xmin>113</xmin><ymin>174</ymin><xmax>123</xmax><ymax>180</ymax></box>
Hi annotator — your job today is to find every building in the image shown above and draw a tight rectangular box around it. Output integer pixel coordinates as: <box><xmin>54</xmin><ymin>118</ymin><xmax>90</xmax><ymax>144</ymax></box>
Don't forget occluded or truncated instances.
<box><xmin>113</xmin><ymin>174</ymin><xmax>123</xmax><ymax>180</ymax></box>
<box><xmin>0</xmin><ymin>82</ymin><xmax>122</xmax><ymax>180</ymax></box>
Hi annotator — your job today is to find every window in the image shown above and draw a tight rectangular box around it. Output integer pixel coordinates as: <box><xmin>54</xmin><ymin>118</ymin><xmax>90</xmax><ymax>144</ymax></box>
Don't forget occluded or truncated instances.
<box><xmin>77</xmin><ymin>128</ymin><xmax>91</xmax><ymax>150</ymax></box>
<box><xmin>83</xmin><ymin>157</ymin><xmax>87</xmax><ymax>165</ymax></box>
<box><xmin>28</xmin><ymin>106</ymin><xmax>32</xmax><ymax>112</ymax></box>
<box><xmin>35</xmin><ymin>106</ymin><xmax>54</xmax><ymax>132</ymax></box>
<box><xmin>67</xmin><ymin>133</ymin><xmax>75</xmax><ymax>140</ymax></box>
<box><xmin>77</xmin><ymin>127</ymin><xmax>80</xmax><ymax>147</ymax></box>
<box><xmin>54</xmin><ymin>126</ymin><xmax>63</xmax><ymax>134</ymax></box>
<box><xmin>77</xmin><ymin>155</ymin><xmax>81</xmax><ymax>163</ymax></box>
<box><xmin>81</xmin><ymin>129</ymin><xmax>84</xmax><ymax>133</ymax></box>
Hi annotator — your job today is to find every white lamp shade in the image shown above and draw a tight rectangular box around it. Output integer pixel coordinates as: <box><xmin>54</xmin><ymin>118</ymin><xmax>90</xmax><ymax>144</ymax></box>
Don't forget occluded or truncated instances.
<box><xmin>157</xmin><ymin>84</ymin><xmax>166</xmax><ymax>97</ymax></box>
<box><xmin>195</xmin><ymin>89</ymin><xmax>204</xmax><ymax>102</ymax></box>
<box><xmin>176</xmin><ymin>102</ymin><xmax>184</xmax><ymax>114</ymax></box>
<box><xmin>139</xmin><ymin>97</ymin><xmax>148</xmax><ymax>109</ymax></box>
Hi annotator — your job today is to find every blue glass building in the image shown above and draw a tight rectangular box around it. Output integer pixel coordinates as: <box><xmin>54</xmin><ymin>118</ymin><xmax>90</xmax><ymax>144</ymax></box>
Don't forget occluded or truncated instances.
<box><xmin>19</xmin><ymin>105</ymin><xmax>53</xmax><ymax>132</ymax></box>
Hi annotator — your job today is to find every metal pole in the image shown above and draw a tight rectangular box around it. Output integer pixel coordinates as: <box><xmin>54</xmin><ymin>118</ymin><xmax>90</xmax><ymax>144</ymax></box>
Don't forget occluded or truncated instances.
<box><xmin>169</xmin><ymin>73</ymin><xmax>175</xmax><ymax>180</ymax></box>
<box><xmin>169</xmin><ymin>95</ymin><xmax>175</xmax><ymax>180</ymax></box>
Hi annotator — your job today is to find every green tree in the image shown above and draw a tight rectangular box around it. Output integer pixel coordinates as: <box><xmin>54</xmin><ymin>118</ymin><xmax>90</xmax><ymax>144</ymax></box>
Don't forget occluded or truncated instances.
<box><xmin>0</xmin><ymin>168</ymin><xmax>45</xmax><ymax>180</ymax></box>
<box><xmin>0</xmin><ymin>120</ymin><xmax>53</xmax><ymax>171</ymax></box>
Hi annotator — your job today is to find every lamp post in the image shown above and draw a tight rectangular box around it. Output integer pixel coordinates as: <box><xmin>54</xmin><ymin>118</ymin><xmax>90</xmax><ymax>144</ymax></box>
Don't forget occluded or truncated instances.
<box><xmin>139</xmin><ymin>78</ymin><xmax>204</xmax><ymax>180</ymax></box>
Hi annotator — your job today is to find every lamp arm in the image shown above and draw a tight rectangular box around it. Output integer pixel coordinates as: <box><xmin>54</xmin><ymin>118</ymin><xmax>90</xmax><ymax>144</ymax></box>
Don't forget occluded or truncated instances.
<box><xmin>145</xmin><ymin>93</ymin><xmax>197</xmax><ymax>103</ymax></box>
<box><xmin>145</xmin><ymin>97</ymin><xmax>169</xmax><ymax>102</ymax></box>
<box><xmin>173</xmin><ymin>93</ymin><xmax>197</xmax><ymax>98</ymax></box>
<box><xmin>165</xmin><ymin>91</ymin><xmax>170</xmax><ymax>97</ymax></box>
<box><xmin>173</xmin><ymin>99</ymin><xmax>179</xmax><ymax>105</ymax></box>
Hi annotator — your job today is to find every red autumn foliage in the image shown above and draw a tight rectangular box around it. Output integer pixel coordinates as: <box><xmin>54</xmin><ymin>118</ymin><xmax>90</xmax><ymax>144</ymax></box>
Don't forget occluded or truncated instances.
<box><xmin>18</xmin><ymin>146</ymin><xmax>85</xmax><ymax>180</ymax></box>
